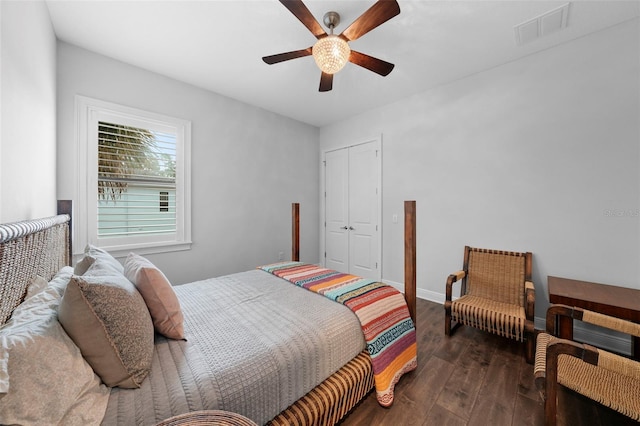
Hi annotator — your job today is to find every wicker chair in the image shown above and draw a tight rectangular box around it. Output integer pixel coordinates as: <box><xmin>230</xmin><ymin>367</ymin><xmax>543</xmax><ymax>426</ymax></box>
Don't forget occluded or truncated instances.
<box><xmin>535</xmin><ymin>304</ymin><xmax>640</xmax><ymax>426</ymax></box>
<box><xmin>444</xmin><ymin>246</ymin><xmax>535</xmax><ymax>363</ymax></box>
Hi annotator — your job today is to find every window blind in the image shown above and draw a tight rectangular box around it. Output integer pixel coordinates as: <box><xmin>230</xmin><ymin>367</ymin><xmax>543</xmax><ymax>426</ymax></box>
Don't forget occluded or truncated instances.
<box><xmin>97</xmin><ymin>121</ymin><xmax>177</xmax><ymax>238</ymax></box>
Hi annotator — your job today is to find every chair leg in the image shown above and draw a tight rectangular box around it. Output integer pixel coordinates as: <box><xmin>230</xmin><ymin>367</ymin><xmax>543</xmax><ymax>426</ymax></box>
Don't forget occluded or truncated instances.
<box><xmin>545</xmin><ymin>375</ymin><xmax>558</xmax><ymax>426</ymax></box>
<box><xmin>526</xmin><ymin>333</ymin><xmax>535</xmax><ymax>364</ymax></box>
<box><xmin>445</xmin><ymin>307</ymin><xmax>452</xmax><ymax>336</ymax></box>
<box><xmin>545</xmin><ymin>347</ymin><xmax>560</xmax><ymax>426</ymax></box>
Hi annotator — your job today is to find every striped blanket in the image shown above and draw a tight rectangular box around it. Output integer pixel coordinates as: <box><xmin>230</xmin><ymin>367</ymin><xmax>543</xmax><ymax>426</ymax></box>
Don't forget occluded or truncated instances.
<box><xmin>259</xmin><ymin>262</ymin><xmax>417</xmax><ymax>407</ymax></box>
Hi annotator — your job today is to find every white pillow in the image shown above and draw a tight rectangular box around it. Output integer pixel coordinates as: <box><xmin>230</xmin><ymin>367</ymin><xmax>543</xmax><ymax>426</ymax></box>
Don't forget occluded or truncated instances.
<box><xmin>0</xmin><ymin>341</ymin><xmax>7</xmax><ymax>398</ymax></box>
<box><xmin>74</xmin><ymin>244</ymin><xmax>124</xmax><ymax>275</ymax></box>
<box><xmin>0</xmin><ymin>267</ymin><xmax>110</xmax><ymax>425</ymax></box>
<box><xmin>24</xmin><ymin>275</ymin><xmax>48</xmax><ymax>300</ymax></box>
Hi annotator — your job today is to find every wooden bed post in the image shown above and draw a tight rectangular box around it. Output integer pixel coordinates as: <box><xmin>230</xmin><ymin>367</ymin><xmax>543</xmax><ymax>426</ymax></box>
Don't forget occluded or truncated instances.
<box><xmin>292</xmin><ymin>203</ymin><xmax>300</xmax><ymax>262</ymax></box>
<box><xmin>404</xmin><ymin>200</ymin><xmax>417</xmax><ymax>326</ymax></box>
<box><xmin>57</xmin><ymin>200</ymin><xmax>73</xmax><ymax>266</ymax></box>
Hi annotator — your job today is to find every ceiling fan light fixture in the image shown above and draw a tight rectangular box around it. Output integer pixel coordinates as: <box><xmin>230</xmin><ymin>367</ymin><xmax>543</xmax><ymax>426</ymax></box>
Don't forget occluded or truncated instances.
<box><xmin>312</xmin><ymin>35</ymin><xmax>351</xmax><ymax>75</ymax></box>
<box><xmin>263</xmin><ymin>1</ymin><xmax>400</xmax><ymax>91</ymax></box>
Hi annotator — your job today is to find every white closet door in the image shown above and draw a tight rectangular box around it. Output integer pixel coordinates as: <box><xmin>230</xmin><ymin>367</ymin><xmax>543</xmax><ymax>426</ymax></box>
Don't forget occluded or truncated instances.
<box><xmin>324</xmin><ymin>140</ymin><xmax>379</xmax><ymax>280</ymax></box>
<box><xmin>348</xmin><ymin>142</ymin><xmax>378</xmax><ymax>279</ymax></box>
<box><xmin>324</xmin><ymin>148</ymin><xmax>349</xmax><ymax>272</ymax></box>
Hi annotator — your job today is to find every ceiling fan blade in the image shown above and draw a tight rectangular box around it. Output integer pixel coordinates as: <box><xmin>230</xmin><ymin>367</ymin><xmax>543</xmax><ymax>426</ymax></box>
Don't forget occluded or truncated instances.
<box><xmin>349</xmin><ymin>50</ymin><xmax>395</xmax><ymax>76</ymax></box>
<box><xmin>262</xmin><ymin>47</ymin><xmax>312</xmax><ymax>65</ymax></box>
<box><xmin>340</xmin><ymin>0</ymin><xmax>400</xmax><ymax>42</ymax></box>
<box><xmin>279</xmin><ymin>0</ymin><xmax>327</xmax><ymax>39</ymax></box>
<box><xmin>319</xmin><ymin>72</ymin><xmax>333</xmax><ymax>92</ymax></box>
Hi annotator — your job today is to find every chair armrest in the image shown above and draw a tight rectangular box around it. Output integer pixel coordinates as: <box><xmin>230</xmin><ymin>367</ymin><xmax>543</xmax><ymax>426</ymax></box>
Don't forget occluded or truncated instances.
<box><xmin>525</xmin><ymin>280</ymin><xmax>535</xmax><ymax>320</ymax></box>
<box><xmin>445</xmin><ymin>270</ymin><xmax>466</xmax><ymax>302</ymax></box>
<box><xmin>545</xmin><ymin>304</ymin><xmax>576</xmax><ymax>334</ymax></box>
<box><xmin>546</xmin><ymin>304</ymin><xmax>640</xmax><ymax>337</ymax></box>
<box><xmin>534</xmin><ymin>333</ymin><xmax>599</xmax><ymax>393</ymax></box>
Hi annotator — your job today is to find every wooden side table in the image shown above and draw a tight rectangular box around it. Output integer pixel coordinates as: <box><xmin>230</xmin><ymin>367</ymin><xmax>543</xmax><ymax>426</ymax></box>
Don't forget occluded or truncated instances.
<box><xmin>156</xmin><ymin>410</ymin><xmax>258</xmax><ymax>426</ymax></box>
<box><xmin>547</xmin><ymin>276</ymin><xmax>640</xmax><ymax>359</ymax></box>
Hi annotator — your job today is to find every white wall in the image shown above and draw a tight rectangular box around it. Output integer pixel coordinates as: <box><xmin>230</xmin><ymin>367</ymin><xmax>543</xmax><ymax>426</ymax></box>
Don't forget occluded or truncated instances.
<box><xmin>320</xmin><ymin>19</ymin><xmax>640</xmax><ymax>320</ymax></box>
<box><xmin>0</xmin><ymin>0</ymin><xmax>57</xmax><ymax>222</ymax></box>
<box><xmin>57</xmin><ymin>42</ymin><xmax>319</xmax><ymax>284</ymax></box>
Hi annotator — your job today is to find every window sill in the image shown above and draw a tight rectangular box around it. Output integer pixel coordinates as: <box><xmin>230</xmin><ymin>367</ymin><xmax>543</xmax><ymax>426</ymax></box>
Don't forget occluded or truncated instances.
<box><xmin>73</xmin><ymin>241</ymin><xmax>192</xmax><ymax>263</ymax></box>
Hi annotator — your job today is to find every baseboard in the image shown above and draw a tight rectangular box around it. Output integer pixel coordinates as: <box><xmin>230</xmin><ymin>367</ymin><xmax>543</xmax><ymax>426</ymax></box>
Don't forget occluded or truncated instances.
<box><xmin>385</xmin><ymin>279</ymin><xmax>632</xmax><ymax>356</ymax></box>
<box><xmin>384</xmin><ymin>279</ymin><xmax>445</xmax><ymax>304</ymax></box>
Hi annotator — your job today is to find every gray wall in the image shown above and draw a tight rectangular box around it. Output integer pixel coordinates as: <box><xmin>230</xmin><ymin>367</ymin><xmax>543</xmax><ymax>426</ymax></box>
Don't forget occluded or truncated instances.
<box><xmin>319</xmin><ymin>18</ymin><xmax>640</xmax><ymax>320</ymax></box>
<box><xmin>0</xmin><ymin>0</ymin><xmax>57</xmax><ymax>222</ymax></box>
<box><xmin>56</xmin><ymin>42</ymin><xmax>320</xmax><ymax>284</ymax></box>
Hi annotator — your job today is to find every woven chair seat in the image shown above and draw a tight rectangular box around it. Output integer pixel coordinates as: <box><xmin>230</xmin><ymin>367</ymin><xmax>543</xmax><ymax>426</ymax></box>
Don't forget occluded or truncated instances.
<box><xmin>451</xmin><ymin>295</ymin><xmax>526</xmax><ymax>341</ymax></box>
<box><xmin>536</xmin><ymin>333</ymin><xmax>640</xmax><ymax>421</ymax></box>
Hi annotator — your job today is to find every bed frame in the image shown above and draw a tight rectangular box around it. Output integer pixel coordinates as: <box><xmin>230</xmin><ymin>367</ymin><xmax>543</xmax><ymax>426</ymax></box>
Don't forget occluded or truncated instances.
<box><xmin>0</xmin><ymin>200</ymin><xmax>417</xmax><ymax>425</ymax></box>
<box><xmin>0</xmin><ymin>200</ymin><xmax>72</xmax><ymax>326</ymax></box>
<box><xmin>290</xmin><ymin>201</ymin><xmax>416</xmax><ymax>325</ymax></box>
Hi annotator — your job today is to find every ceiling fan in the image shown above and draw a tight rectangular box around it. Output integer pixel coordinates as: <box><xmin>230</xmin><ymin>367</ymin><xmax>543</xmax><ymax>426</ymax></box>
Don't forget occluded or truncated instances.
<box><xmin>262</xmin><ymin>0</ymin><xmax>401</xmax><ymax>92</ymax></box>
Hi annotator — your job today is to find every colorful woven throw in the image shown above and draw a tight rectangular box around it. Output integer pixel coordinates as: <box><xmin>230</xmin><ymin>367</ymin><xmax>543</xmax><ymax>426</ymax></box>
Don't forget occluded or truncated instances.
<box><xmin>259</xmin><ymin>262</ymin><xmax>417</xmax><ymax>407</ymax></box>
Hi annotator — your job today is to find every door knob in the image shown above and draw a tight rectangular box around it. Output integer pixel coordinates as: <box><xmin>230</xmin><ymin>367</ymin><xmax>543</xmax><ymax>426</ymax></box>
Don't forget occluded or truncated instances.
<box><xmin>349</xmin><ymin>226</ymin><xmax>355</xmax><ymax>230</ymax></box>
<box><xmin>340</xmin><ymin>226</ymin><xmax>348</xmax><ymax>230</ymax></box>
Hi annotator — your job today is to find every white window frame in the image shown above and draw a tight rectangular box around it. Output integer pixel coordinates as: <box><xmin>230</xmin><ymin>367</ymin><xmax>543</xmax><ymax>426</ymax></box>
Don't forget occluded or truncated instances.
<box><xmin>75</xmin><ymin>95</ymin><xmax>191</xmax><ymax>258</ymax></box>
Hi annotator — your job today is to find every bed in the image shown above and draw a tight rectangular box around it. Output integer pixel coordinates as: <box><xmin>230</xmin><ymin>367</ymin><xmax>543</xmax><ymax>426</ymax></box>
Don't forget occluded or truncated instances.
<box><xmin>0</xmin><ymin>201</ymin><xmax>417</xmax><ymax>425</ymax></box>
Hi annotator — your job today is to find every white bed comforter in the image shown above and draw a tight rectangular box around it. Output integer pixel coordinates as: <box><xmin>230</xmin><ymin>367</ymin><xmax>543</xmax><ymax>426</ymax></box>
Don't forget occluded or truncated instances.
<box><xmin>102</xmin><ymin>269</ymin><xmax>366</xmax><ymax>425</ymax></box>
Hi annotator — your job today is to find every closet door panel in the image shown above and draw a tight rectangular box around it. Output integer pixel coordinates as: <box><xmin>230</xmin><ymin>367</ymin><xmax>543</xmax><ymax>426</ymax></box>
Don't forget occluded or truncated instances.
<box><xmin>348</xmin><ymin>142</ymin><xmax>378</xmax><ymax>280</ymax></box>
<box><xmin>324</xmin><ymin>148</ymin><xmax>349</xmax><ymax>273</ymax></box>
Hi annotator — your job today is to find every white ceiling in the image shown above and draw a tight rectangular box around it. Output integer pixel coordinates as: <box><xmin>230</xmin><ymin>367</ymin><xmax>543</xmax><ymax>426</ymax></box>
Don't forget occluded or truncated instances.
<box><xmin>45</xmin><ymin>0</ymin><xmax>639</xmax><ymax>127</ymax></box>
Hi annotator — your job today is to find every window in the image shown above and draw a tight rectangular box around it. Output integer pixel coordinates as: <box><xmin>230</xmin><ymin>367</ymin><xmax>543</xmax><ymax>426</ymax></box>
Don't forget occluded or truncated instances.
<box><xmin>159</xmin><ymin>191</ymin><xmax>169</xmax><ymax>212</ymax></box>
<box><xmin>76</xmin><ymin>96</ymin><xmax>191</xmax><ymax>256</ymax></box>
<box><xmin>97</xmin><ymin>122</ymin><xmax>177</xmax><ymax>238</ymax></box>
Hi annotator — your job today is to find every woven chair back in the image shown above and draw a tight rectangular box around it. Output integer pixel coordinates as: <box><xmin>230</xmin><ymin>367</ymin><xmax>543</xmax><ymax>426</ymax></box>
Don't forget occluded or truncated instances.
<box><xmin>466</xmin><ymin>248</ymin><xmax>526</xmax><ymax>307</ymax></box>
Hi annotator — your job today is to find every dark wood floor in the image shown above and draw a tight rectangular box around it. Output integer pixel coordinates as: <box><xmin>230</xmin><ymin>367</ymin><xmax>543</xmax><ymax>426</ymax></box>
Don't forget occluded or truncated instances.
<box><xmin>340</xmin><ymin>298</ymin><xmax>638</xmax><ymax>426</ymax></box>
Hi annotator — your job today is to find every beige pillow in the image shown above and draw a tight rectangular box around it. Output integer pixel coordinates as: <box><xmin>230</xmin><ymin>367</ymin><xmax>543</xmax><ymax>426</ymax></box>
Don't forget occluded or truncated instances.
<box><xmin>124</xmin><ymin>253</ymin><xmax>185</xmax><ymax>340</ymax></box>
<box><xmin>58</xmin><ymin>270</ymin><xmax>154</xmax><ymax>388</ymax></box>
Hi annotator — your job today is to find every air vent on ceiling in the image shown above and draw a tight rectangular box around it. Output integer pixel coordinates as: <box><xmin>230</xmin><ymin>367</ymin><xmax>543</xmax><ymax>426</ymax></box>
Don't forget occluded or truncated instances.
<box><xmin>514</xmin><ymin>3</ymin><xmax>570</xmax><ymax>46</ymax></box>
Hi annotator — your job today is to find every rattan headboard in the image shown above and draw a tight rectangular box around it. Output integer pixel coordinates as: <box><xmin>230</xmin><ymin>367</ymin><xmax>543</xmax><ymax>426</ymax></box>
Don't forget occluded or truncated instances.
<box><xmin>0</xmin><ymin>201</ymin><xmax>72</xmax><ymax>326</ymax></box>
